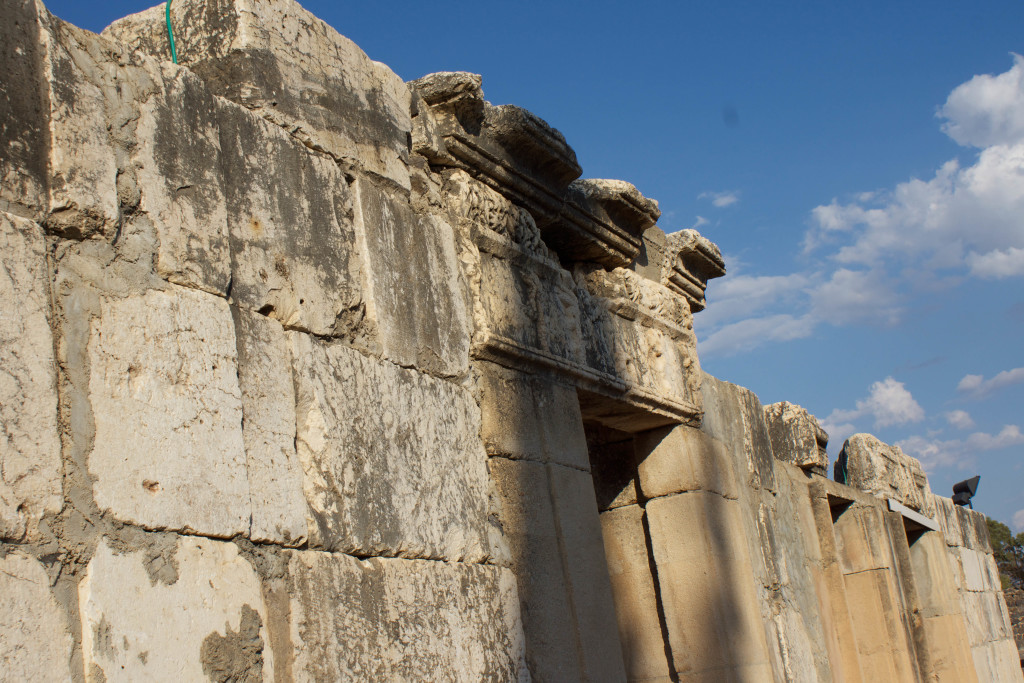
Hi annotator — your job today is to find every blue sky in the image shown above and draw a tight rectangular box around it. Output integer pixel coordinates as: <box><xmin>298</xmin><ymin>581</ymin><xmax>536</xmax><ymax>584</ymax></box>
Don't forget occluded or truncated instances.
<box><xmin>46</xmin><ymin>0</ymin><xmax>1024</xmax><ymax>529</ymax></box>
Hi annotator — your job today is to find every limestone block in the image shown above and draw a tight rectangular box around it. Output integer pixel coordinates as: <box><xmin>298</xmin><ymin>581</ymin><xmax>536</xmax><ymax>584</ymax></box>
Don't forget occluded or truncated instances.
<box><xmin>290</xmin><ymin>333</ymin><xmax>491</xmax><ymax>560</ymax></box>
<box><xmin>35</xmin><ymin>7</ymin><xmax>123</xmax><ymax>238</ymax></box>
<box><xmin>917</xmin><ymin>614</ymin><xmax>979</xmax><ymax>682</ymax></box>
<box><xmin>0</xmin><ymin>551</ymin><xmax>74</xmax><ymax>681</ymax></box>
<box><xmin>547</xmin><ymin>463</ymin><xmax>629</xmax><ymax>682</ymax></box>
<box><xmin>932</xmin><ymin>493</ymin><xmax>964</xmax><ymax>547</ymax></box>
<box><xmin>962</xmin><ymin>591</ymin><xmax>1011</xmax><ymax>646</ymax></box>
<box><xmin>758</xmin><ymin>464</ymin><xmax>837</xmax><ymax>683</ymax></box>
<box><xmin>961</xmin><ymin>547</ymin><xmax>988</xmax><ymax>592</ymax></box>
<box><xmin>87</xmin><ymin>287</ymin><xmax>249</xmax><ymax>538</ymax></box>
<box><xmin>478</xmin><ymin>362</ymin><xmax>589</xmax><ymax>470</ymax></box>
<box><xmin>487</xmin><ymin>457</ymin><xmax>585</xmax><ymax>681</ymax></box>
<box><xmin>700</xmin><ymin>373</ymin><xmax>777</xmax><ymax>492</ymax></box>
<box><xmin>907</xmin><ymin>532</ymin><xmax>966</xmax><ymax>618</ymax></box>
<box><xmin>105</xmin><ymin>0</ymin><xmax>413</xmax><ymax>190</ymax></box>
<box><xmin>832</xmin><ymin>505</ymin><xmax>897</xmax><ymax>575</ymax></box>
<box><xmin>600</xmin><ymin>505</ymin><xmax>672</xmax><ymax>682</ymax></box>
<box><xmin>134</xmin><ymin>63</ymin><xmax>230</xmax><ymax>294</ymax></box>
<box><xmin>763</xmin><ymin>401</ymin><xmax>829</xmax><ymax>472</ymax></box>
<box><xmin>836</xmin><ymin>433</ymin><xmax>933</xmax><ymax>515</ymax></box>
<box><xmin>218</xmin><ymin>101</ymin><xmax>364</xmax><ymax>335</ymax></box>
<box><xmin>79</xmin><ymin>535</ymin><xmax>272</xmax><ymax>682</ymax></box>
<box><xmin>287</xmin><ymin>550</ymin><xmax>526</xmax><ymax>682</ymax></box>
<box><xmin>354</xmin><ymin>178</ymin><xmax>470</xmax><ymax>376</ymax></box>
<box><xmin>843</xmin><ymin>568</ymin><xmax>918</xmax><ymax>683</ymax></box>
<box><xmin>957</xmin><ymin>505</ymin><xmax>992</xmax><ymax>552</ymax></box>
<box><xmin>0</xmin><ymin>0</ymin><xmax>49</xmax><ymax>218</ymax></box>
<box><xmin>646</xmin><ymin>491</ymin><xmax>773</xmax><ymax>680</ymax></box>
<box><xmin>634</xmin><ymin>424</ymin><xmax>738</xmax><ymax>501</ymax></box>
<box><xmin>232</xmin><ymin>308</ymin><xmax>308</xmax><ymax>545</ymax></box>
<box><xmin>0</xmin><ymin>213</ymin><xmax>62</xmax><ymax>541</ymax></box>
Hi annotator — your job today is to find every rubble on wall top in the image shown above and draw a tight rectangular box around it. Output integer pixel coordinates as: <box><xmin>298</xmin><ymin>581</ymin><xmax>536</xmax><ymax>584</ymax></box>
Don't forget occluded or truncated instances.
<box><xmin>763</xmin><ymin>401</ymin><xmax>829</xmax><ymax>474</ymax></box>
<box><xmin>836</xmin><ymin>433</ymin><xmax>934</xmax><ymax>516</ymax></box>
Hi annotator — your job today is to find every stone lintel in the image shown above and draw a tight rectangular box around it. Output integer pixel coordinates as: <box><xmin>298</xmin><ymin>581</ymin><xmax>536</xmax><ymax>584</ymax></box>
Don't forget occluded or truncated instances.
<box><xmin>664</xmin><ymin>229</ymin><xmax>726</xmax><ymax>312</ymax></box>
<box><xmin>411</xmin><ymin>72</ymin><xmax>581</xmax><ymax>228</ymax></box>
<box><xmin>888</xmin><ymin>498</ymin><xmax>939</xmax><ymax>532</ymax></box>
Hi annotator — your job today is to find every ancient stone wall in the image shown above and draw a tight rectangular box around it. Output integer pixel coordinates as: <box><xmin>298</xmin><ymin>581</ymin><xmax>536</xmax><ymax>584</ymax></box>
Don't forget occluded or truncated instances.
<box><xmin>1</xmin><ymin>0</ymin><xmax>1021</xmax><ymax>681</ymax></box>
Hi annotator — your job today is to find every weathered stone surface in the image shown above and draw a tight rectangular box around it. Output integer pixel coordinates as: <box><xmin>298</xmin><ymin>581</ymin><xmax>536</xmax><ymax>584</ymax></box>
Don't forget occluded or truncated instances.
<box><xmin>547</xmin><ymin>463</ymin><xmax>629</xmax><ymax>682</ymax></box>
<box><xmin>478</xmin><ymin>362</ymin><xmax>589</xmax><ymax>470</ymax></box>
<box><xmin>843</xmin><ymin>568</ymin><xmax>919</xmax><ymax>682</ymax></box>
<box><xmin>290</xmin><ymin>333</ymin><xmax>491</xmax><ymax>560</ymax></box>
<box><xmin>756</xmin><ymin>463</ymin><xmax>837</xmax><ymax>683</ymax></box>
<box><xmin>134</xmin><ymin>63</ymin><xmax>231</xmax><ymax>294</ymax></box>
<box><xmin>832</xmin><ymin>505</ymin><xmax>898</xmax><ymax>575</ymax></box>
<box><xmin>0</xmin><ymin>550</ymin><xmax>74</xmax><ymax>681</ymax></box>
<box><xmin>34</xmin><ymin>7</ymin><xmax>124</xmax><ymax>238</ymax></box>
<box><xmin>764</xmin><ymin>401</ymin><xmax>829</xmax><ymax>472</ymax></box>
<box><xmin>836</xmin><ymin>433</ymin><xmax>933</xmax><ymax>515</ymax></box>
<box><xmin>219</xmin><ymin>99</ymin><xmax>365</xmax><ymax>336</ymax></box>
<box><xmin>79</xmin><ymin>535</ymin><xmax>272</xmax><ymax>682</ymax></box>
<box><xmin>700</xmin><ymin>373</ymin><xmax>777</xmax><ymax>492</ymax></box>
<box><xmin>634</xmin><ymin>424</ymin><xmax>738</xmax><ymax>501</ymax></box>
<box><xmin>600</xmin><ymin>504</ymin><xmax>672</xmax><ymax>682</ymax></box>
<box><xmin>0</xmin><ymin>0</ymin><xmax>49</xmax><ymax>219</ymax></box>
<box><xmin>287</xmin><ymin>550</ymin><xmax>527</xmax><ymax>682</ymax></box>
<box><xmin>105</xmin><ymin>0</ymin><xmax>413</xmax><ymax>190</ymax></box>
<box><xmin>488</xmin><ymin>457</ymin><xmax>584</xmax><ymax>682</ymax></box>
<box><xmin>0</xmin><ymin>212</ymin><xmax>61</xmax><ymax>541</ymax></box>
<box><xmin>354</xmin><ymin>177</ymin><xmax>470</xmax><ymax>376</ymax></box>
<box><xmin>413</xmin><ymin>72</ymin><xmax>580</xmax><ymax>227</ymax></box>
<box><xmin>232</xmin><ymin>307</ymin><xmax>308</xmax><ymax>546</ymax></box>
<box><xmin>488</xmin><ymin>457</ymin><xmax>626</xmax><ymax>681</ymax></box>
<box><xmin>646</xmin><ymin>490</ymin><xmax>773</xmax><ymax>680</ymax></box>
<box><xmin>87</xmin><ymin>286</ymin><xmax>249</xmax><ymax>538</ymax></box>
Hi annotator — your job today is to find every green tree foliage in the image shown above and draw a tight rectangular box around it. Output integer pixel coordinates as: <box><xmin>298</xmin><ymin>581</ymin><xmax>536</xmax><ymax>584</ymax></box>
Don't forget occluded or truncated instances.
<box><xmin>987</xmin><ymin>517</ymin><xmax>1024</xmax><ymax>589</ymax></box>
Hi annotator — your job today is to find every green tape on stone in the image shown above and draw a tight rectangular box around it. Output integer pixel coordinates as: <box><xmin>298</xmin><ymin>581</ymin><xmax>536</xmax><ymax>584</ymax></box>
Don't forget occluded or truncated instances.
<box><xmin>165</xmin><ymin>1</ymin><xmax>178</xmax><ymax>64</ymax></box>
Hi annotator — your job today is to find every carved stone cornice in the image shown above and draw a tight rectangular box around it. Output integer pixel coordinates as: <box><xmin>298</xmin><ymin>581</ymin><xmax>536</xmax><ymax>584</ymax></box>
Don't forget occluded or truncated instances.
<box><xmin>550</xmin><ymin>179</ymin><xmax>660</xmax><ymax>269</ymax></box>
<box><xmin>410</xmin><ymin>72</ymin><xmax>581</xmax><ymax>230</ymax></box>
<box><xmin>663</xmin><ymin>229</ymin><xmax>726</xmax><ymax>312</ymax></box>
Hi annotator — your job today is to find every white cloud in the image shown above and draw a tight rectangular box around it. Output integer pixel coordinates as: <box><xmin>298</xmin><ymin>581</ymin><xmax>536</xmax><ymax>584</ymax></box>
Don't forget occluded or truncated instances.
<box><xmin>826</xmin><ymin>377</ymin><xmax>924</xmax><ymax>429</ymax></box>
<box><xmin>808</xmin><ymin>268</ymin><xmax>902</xmax><ymax>326</ymax></box>
<box><xmin>966</xmin><ymin>246</ymin><xmax>1024</xmax><ymax>278</ymax></box>
<box><xmin>898</xmin><ymin>424</ymin><xmax>1024</xmax><ymax>471</ymax></box>
<box><xmin>1013</xmin><ymin>509</ymin><xmax>1024</xmax><ymax>532</ymax></box>
<box><xmin>957</xmin><ymin>367</ymin><xmax>1024</xmax><ymax>398</ymax></box>
<box><xmin>699</xmin><ymin>190</ymin><xmax>740</xmax><ymax>208</ymax></box>
<box><xmin>945</xmin><ymin>410</ymin><xmax>976</xmax><ymax>429</ymax></box>
<box><xmin>698</xmin><ymin>313</ymin><xmax>815</xmax><ymax>357</ymax></box>
<box><xmin>691</xmin><ymin>215</ymin><xmax>710</xmax><ymax>229</ymax></box>
<box><xmin>939</xmin><ymin>53</ymin><xmax>1024</xmax><ymax>148</ymax></box>
<box><xmin>696</xmin><ymin>55</ymin><xmax>1024</xmax><ymax>357</ymax></box>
